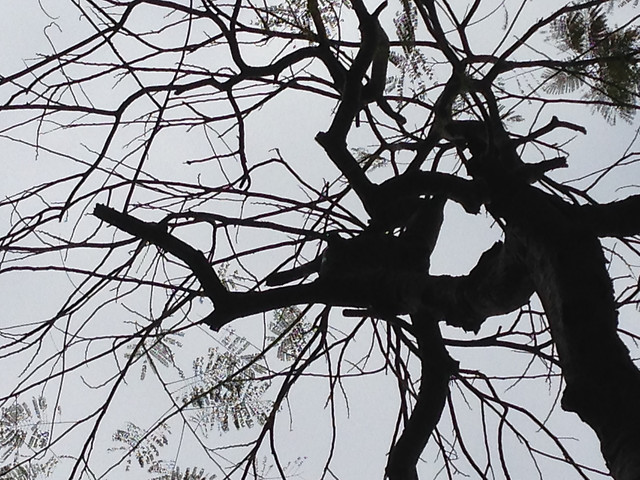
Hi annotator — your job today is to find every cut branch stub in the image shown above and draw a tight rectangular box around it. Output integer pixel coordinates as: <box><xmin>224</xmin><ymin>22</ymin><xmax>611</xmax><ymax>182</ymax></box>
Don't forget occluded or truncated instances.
<box><xmin>93</xmin><ymin>204</ymin><xmax>230</xmax><ymax>308</ymax></box>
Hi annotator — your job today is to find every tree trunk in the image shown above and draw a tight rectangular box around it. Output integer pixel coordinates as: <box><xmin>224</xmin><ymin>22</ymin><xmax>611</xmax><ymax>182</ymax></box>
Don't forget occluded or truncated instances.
<box><xmin>497</xmin><ymin>185</ymin><xmax>640</xmax><ymax>480</ymax></box>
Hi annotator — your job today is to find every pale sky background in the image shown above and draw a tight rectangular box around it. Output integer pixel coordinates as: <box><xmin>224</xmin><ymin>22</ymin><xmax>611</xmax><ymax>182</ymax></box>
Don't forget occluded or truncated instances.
<box><xmin>1</xmin><ymin>1</ymin><xmax>639</xmax><ymax>479</ymax></box>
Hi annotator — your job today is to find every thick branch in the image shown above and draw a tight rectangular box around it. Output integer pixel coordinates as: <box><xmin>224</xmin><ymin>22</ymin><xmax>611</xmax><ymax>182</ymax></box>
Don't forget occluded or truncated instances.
<box><xmin>577</xmin><ymin>195</ymin><xmax>640</xmax><ymax>238</ymax></box>
<box><xmin>94</xmin><ymin>204</ymin><xmax>534</xmax><ymax>337</ymax></box>
<box><xmin>314</xmin><ymin>1</ymin><xmax>392</xmax><ymax>217</ymax></box>
<box><xmin>265</xmin><ymin>257</ymin><xmax>323</xmax><ymax>287</ymax></box>
<box><xmin>93</xmin><ymin>204</ymin><xmax>229</xmax><ymax>304</ymax></box>
<box><xmin>373</xmin><ymin>171</ymin><xmax>485</xmax><ymax>227</ymax></box>
<box><xmin>315</xmin><ymin>131</ymin><xmax>376</xmax><ymax>205</ymax></box>
<box><xmin>432</xmin><ymin>239</ymin><xmax>535</xmax><ymax>332</ymax></box>
<box><xmin>386</xmin><ymin>315</ymin><xmax>457</xmax><ymax>480</ymax></box>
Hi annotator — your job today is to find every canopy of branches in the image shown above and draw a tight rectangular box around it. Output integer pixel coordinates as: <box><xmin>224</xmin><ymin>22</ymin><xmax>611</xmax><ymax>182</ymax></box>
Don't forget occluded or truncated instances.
<box><xmin>1</xmin><ymin>1</ymin><xmax>640</xmax><ymax>479</ymax></box>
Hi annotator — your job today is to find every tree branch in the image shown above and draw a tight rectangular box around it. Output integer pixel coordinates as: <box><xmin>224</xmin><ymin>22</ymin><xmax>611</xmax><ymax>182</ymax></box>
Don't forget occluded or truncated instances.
<box><xmin>514</xmin><ymin>116</ymin><xmax>587</xmax><ymax>146</ymax></box>
<box><xmin>577</xmin><ymin>195</ymin><xmax>640</xmax><ymax>238</ymax></box>
<box><xmin>93</xmin><ymin>204</ymin><xmax>230</xmax><ymax>305</ymax></box>
<box><xmin>432</xmin><ymin>238</ymin><xmax>535</xmax><ymax>332</ymax></box>
<box><xmin>386</xmin><ymin>314</ymin><xmax>458</xmax><ymax>480</ymax></box>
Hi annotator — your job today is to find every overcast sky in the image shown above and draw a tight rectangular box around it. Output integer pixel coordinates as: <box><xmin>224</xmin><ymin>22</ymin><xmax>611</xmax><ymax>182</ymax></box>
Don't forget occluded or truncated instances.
<box><xmin>2</xmin><ymin>1</ymin><xmax>639</xmax><ymax>479</ymax></box>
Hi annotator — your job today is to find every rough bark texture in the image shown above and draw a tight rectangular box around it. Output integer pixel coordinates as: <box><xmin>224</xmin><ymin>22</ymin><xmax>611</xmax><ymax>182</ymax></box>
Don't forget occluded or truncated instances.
<box><xmin>431</xmin><ymin>238</ymin><xmax>535</xmax><ymax>332</ymax></box>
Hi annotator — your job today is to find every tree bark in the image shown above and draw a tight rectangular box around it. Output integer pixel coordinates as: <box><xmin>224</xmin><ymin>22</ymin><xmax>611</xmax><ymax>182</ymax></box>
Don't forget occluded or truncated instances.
<box><xmin>495</xmin><ymin>185</ymin><xmax>640</xmax><ymax>480</ymax></box>
<box><xmin>386</xmin><ymin>315</ymin><xmax>457</xmax><ymax>480</ymax></box>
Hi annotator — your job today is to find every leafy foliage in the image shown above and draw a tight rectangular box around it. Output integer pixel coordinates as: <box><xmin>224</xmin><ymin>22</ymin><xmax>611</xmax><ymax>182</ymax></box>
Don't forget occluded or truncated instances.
<box><xmin>388</xmin><ymin>1</ymin><xmax>433</xmax><ymax>100</ymax></box>
<box><xmin>352</xmin><ymin>146</ymin><xmax>390</xmax><ymax>171</ymax></box>
<box><xmin>255</xmin><ymin>0</ymin><xmax>347</xmax><ymax>39</ymax></box>
<box><xmin>181</xmin><ymin>335</ymin><xmax>272</xmax><ymax>435</ymax></box>
<box><xmin>0</xmin><ymin>397</ymin><xmax>58</xmax><ymax>479</ymax></box>
<box><xmin>0</xmin><ymin>459</ymin><xmax>58</xmax><ymax>480</ymax></box>
<box><xmin>110</xmin><ymin>422</ymin><xmax>171</xmax><ymax>471</ymax></box>
<box><xmin>147</xmin><ymin>456</ymin><xmax>305</xmax><ymax>480</ymax></box>
<box><xmin>216</xmin><ymin>262</ymin><xmax>243</xmax><ymax>292</ymax></box>
<box><xmin>0</xmin><ymin>397</ymin><xmax>52</xmax><ymax>463</ymax></box>
<box><xmin>125</xmin><ymin>328</ymin><xmax>185</xmax><ymax>381</ymax></box>
<box><xmin>546</xmin><ymin>4</ymin><xmax>640</xmax><ymax>122</ymax></box>
<box><xmin>267</xmin><ymin>306</ymin><xmax>313</xmax><ymax>361</ymax></box>
<box><xmin>149</xmin><ymin>464</ymin><xmax>217</xmax><ymax>480</ymax></box>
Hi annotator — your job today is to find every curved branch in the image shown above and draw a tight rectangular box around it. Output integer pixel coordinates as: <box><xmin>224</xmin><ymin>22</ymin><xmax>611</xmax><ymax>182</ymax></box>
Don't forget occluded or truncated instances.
<box><xmin>314</xmin><ymin>1</ymin><xmax>392</xmax><ymax>217</ymax></box>
<box><xmin>386</xmin><ymin>315</ymin><xmax>458</xmax><ymax>480</ymax></box>
<box><xmin>433</xmin><ymin>238</ymin><xmax>535</xmax><ymax>332</ymax></box>
<box><xmin>93</xmin><ymin>204</ymin><xmax>229</xmax><ymax>303</ymax></box>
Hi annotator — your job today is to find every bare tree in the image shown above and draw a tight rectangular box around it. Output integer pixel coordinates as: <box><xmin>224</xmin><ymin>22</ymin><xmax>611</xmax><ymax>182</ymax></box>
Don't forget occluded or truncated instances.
<box><xmin>2</xmin><ymin>1</ymin><xmax>640</xmax><ymax>479</ymax></box>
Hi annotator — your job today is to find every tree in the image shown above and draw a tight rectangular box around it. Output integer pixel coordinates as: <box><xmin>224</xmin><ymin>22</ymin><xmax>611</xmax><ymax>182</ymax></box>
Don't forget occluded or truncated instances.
<box><xmin>2</xmin><ymin>0</ymin><xmax>640</xmax><ymax>478</ymax></box>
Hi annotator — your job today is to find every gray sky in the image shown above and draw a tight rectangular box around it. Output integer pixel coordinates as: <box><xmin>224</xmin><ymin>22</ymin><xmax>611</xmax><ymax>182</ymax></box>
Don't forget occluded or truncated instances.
<box><xmin>1</xmin><ymin>1</ymin><xmax>639</xmax><ymax>479</ymax></box>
